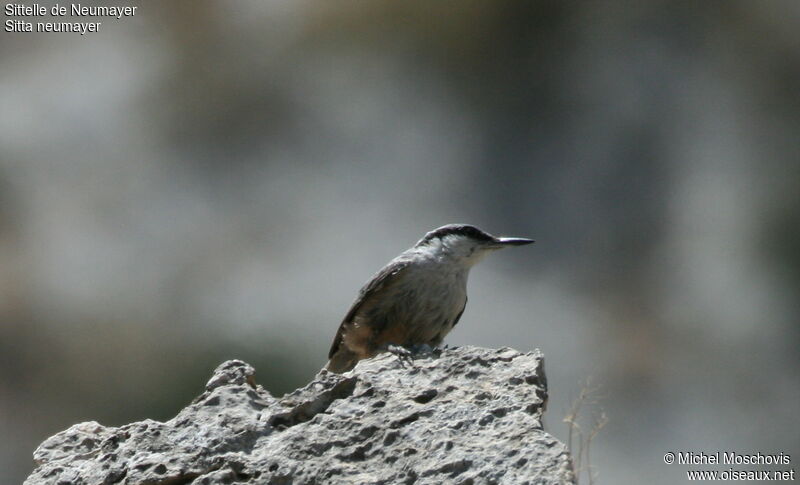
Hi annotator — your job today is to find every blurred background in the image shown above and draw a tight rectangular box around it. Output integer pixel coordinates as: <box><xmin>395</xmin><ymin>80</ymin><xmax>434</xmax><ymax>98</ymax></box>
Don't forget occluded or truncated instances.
<box><xmin>2</xmin><ymin>1</ymin><xmax>799</xmax><ymax>483</ymax></box>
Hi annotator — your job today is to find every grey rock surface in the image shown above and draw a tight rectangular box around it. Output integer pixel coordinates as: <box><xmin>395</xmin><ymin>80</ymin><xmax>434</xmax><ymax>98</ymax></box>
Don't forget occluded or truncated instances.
<box><xmin>26</xmin><ymin>347</ymin><xmax>575</xmax><ymax>485</ymax></box>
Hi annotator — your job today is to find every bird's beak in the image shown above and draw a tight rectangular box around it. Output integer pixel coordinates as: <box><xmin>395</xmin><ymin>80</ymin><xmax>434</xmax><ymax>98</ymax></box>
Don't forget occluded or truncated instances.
<box><xmin>492</xmin><ymin>237</ymin><xmax>535</xmax><ymax>248</ymax></box>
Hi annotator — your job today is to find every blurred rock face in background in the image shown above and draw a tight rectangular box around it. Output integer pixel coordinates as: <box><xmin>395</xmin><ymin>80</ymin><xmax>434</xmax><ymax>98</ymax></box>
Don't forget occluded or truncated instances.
<box><xmin>1</xmin><ymin>1</ymin><xmax>798</xmax><ymax>483</ymax></box>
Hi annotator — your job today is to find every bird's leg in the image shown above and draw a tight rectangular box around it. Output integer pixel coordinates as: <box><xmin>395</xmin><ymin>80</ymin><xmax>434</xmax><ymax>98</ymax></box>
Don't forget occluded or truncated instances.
<box><xmin>380</xmin><ymin>342</ymin><xmax>441</xmax><ymax>368</ymax></box>
<box><xmin>380</xmin><ymin>343</ymin><xmax>415</xmax><ymax>367</ymax></box>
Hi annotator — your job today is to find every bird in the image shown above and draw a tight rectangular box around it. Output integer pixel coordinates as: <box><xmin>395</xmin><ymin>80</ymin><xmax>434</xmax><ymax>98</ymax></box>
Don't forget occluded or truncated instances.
<box><xmin>326</xmin><ymin>224</ymin><xmax>534</xmax><ymax>373</ymax></box>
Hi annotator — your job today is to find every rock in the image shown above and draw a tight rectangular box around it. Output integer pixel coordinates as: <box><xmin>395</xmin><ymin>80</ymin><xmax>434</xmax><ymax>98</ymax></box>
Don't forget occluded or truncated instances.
<box><xmin>26</xmin><ymin>347</ymin><xmax>575</xmax><ymax>485</ymax></box>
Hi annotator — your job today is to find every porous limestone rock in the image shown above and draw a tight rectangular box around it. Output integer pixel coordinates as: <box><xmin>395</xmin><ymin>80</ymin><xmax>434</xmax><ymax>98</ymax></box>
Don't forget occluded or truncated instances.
<box><xmin>26</xmin><ymin>347</ymin><xmax>575</xmax><ymax>484</ymax></box>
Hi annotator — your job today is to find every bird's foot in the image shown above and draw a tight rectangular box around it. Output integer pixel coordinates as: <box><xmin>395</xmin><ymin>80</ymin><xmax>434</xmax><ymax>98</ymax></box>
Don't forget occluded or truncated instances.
<box><xmin>380</xmin><ymin>343</ymin><xmax>440</xmax><ymax>367</ymax></box>
<box><xmin>383</xmin><ymin>344</ymin><xmax>415</xmax><ymax>367</ymax></box>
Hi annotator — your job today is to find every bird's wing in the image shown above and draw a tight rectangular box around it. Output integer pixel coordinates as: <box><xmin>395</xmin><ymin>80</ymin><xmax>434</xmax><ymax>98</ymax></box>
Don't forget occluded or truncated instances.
<box><xmin>452</xmin><ymin>295</ymin><xmax>467</xmax><ymax>328</ymax></box>
<box><xmin>328</xmin><ymin>258</ymin><xmax>411</xmax><ymax>359</ymax></box>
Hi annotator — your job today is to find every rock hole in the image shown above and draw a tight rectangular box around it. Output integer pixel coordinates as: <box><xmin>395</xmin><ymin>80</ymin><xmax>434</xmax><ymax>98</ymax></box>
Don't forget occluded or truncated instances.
<box><xmin>491</xmin><ymin>408</ymin><xmax>508</xmax><ymax>418</ymax></box>
<box><xmin>412</xmin><ymin>389</ymin><xmax>438</xmax><ymax>404</ymax></box>
<box><xmin>390</xmin><ymin>410</ymin><xmax>432</xmax><ymax>428</ymax></box>
<box><xmin>383</xmin><ymin>431</ymin><xmax>399</xmax><ymax>446</ymax></box>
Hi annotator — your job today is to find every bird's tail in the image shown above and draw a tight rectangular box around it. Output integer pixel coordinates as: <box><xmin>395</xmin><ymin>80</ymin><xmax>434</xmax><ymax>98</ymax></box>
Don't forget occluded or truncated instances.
<box><xmin>326</xmin><ymin>348</ymin><xmax>359</xmax><ymax>373</ymax></box>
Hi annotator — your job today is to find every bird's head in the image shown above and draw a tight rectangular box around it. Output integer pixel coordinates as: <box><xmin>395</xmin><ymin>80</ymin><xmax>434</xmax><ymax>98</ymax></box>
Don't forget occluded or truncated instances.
<box><xmin>414</xmin><ymin>224</ymin><xmax>534</xmax><ymax>266</ymax></box>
